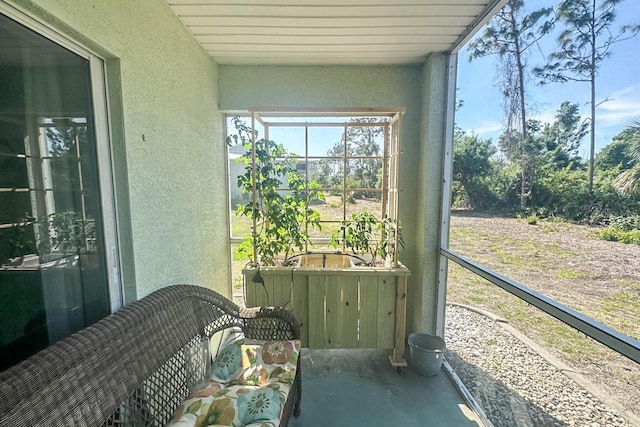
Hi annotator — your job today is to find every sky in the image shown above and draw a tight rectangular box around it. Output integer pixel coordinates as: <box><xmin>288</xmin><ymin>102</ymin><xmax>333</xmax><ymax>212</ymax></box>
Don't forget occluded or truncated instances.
<box><xmin>455</xmin><ymin>0</ymin><xmax>640</xmax><ymax>158</ymax></box>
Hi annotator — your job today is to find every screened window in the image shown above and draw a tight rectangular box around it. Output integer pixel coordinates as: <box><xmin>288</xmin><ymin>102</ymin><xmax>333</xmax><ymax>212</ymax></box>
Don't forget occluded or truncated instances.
<box><xmin>226</xmin><ymin>110</ymin><xmax>403</xmax><ymax>292</ymax></box>
<box><xmin>228</xmin><ymin>110</ymin><xmax>403</xmax><ymax>246</ymax></box>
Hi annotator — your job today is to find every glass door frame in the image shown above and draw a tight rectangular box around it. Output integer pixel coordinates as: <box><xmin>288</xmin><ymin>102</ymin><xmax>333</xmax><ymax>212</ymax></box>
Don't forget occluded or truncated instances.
<box><xmin>0</xmin><ymin>1</ymin><xmax>123</xmax><ymax>312</ymax></box>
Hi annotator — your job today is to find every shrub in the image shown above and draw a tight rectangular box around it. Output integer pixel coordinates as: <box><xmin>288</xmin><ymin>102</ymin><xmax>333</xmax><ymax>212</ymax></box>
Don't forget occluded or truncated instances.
<box><xmin>596</xmin><ymin>227</ymin><xmax>640</xmax><ymax>245</ymax></box>
<box><xmin>526</xmin><ymin>213</ymin><xmax>538</xmax><ymax>225</ymax></box>
<box><xmin>609</xmin><ymin>215</ymin><xmax>640</xmax><ymax>232</ymax></box>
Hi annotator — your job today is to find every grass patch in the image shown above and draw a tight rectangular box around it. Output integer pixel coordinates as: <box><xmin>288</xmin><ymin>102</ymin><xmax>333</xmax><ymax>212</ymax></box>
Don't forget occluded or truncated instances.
<box><xmin>526</xmin><ymin>213</ymin><xmax>538</xmax><ymax>225</ymax></box>
<box><xmin>541</xmin><ymin>222</ymin><xmax>567</xmax><ymax>234</ymax></box>
<box><xmin>540</xmin><ymin>318</ymin><xmax>601</xmax><ymax>362</ymax></box>
<box><xmin>448</xmin><ymin>267</ymin><xmax>603</xmax><ymax>363</ymax></box>
<box><xmin>613</xmin><ymin>279</ymin><xmax>640</xmax><ymax>290</ymax></box>
<box><xmin>478</xmin><ymin>238</ymin><xmax>574</xmax><ymax>272</ymax></box>
<box><xmin>599</xmin><ymin>291</ymin><xmax>640</xmax><ymax>340</ymax></box>
<box><xmin>555</xmin><ymin>269</ymin><xmax>584</xmax><ymax>280</ymax></box>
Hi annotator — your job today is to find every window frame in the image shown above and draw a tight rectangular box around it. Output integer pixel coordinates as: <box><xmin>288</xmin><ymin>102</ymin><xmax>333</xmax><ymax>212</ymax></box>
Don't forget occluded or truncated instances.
<box><xmin>226</xmin><ymin>108</ymin><xmax>404</xmax><ymax>256</ymax></box>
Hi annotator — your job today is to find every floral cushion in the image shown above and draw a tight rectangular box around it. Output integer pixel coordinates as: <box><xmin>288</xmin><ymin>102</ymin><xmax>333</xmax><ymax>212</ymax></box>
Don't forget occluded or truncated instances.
<box><xmin>211</xmin><ymin>338</ymin><xmax>301</xmax><ymax>386</ymax></box>
<box><xmin>232</xmin><ymin>340</ymin><xmax>300</xmax><ymax>387</ymax></box>
<box><xmin>168</xmin><ymin>336</ymin><xmax>301</xmax><ymax>427</ymax></box>
<box><xmin>167</xmin><ymin>381</ymin><xmax>290</xmax><ymax>427</ymax></box>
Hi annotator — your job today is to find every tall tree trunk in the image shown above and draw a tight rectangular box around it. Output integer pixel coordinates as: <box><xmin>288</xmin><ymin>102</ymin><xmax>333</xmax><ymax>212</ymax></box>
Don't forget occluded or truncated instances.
<box><xmin>588</xmin><ymin>0</ymin><xmax>597</xmax><ymax>193</ymax></box>
<box><xmin>511</xmin><ymin>1</ymin><xmax>529</xmax><ymax>207</ymax></box>
<box><xmin>589</xmin><ymin>72</ymin><xmax>596</xmax><ymax>193</ymax></box>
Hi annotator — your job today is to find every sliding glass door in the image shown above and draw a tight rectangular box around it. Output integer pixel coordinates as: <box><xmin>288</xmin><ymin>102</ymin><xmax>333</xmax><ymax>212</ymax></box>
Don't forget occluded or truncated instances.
<box><xmin>0</xmin><ymin>11</ymin><xmax>119</xmax><ymax>371</ymax></box>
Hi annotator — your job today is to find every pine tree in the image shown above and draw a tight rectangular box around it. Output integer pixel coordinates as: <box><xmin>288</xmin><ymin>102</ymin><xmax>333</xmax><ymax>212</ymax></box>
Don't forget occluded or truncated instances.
<box><xmin>535</xmin><ymin>0</ymin><xmax>639</xmax><ymax>192</ymax></box>
<box><xmin>469</xmin><ymin>0</ymin><xmax>554</xmax><ymax>206</ymax></box>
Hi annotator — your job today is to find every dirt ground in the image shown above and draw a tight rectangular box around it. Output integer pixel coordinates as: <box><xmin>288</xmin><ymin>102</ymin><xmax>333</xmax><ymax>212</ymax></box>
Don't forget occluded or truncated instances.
<box><xmin>447</xmin><ymin>211</ymin><xmax>640</xmax><ymax>419</ymax></box>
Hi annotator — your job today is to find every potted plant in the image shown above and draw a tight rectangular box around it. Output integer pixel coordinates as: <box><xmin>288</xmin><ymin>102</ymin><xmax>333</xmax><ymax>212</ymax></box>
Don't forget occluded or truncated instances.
<box><xmin>230</xmin><ymin>117</ymin><xmax>324</xmax><ymax>267</ymax></box>
<box><xmin>233</xmin><ymin>114</ymin><xmax>409</xmax><ymax>369</ymax></box>
<box><xmin>330</xmin><ymin>212</ymin><xmax>404</xmax><ymax>267</ymax></box>
<box><xmin>0</xmin><ymin>217</ymin><xmax>36</xmax><ymax>267</ymax></box>
<box><xmin>43</xmin><ymin>211</ymin><xmax>97</xmax><ymax>267</ymax></box>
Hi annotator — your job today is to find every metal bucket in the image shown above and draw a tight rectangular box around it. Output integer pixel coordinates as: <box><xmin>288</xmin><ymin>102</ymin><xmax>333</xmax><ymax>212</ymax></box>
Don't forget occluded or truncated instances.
<box><xmin>408</xmin><ymin>333</ymin><xmax>445</xmax><ymax>376</ymax></box>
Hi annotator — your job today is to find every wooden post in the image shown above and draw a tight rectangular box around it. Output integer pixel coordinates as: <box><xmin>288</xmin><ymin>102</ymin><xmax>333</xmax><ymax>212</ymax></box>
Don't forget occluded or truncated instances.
<box><xmin>390</xmin><ymin>275</ymin><xmax>408</xmax><ymax>369</ymax></box>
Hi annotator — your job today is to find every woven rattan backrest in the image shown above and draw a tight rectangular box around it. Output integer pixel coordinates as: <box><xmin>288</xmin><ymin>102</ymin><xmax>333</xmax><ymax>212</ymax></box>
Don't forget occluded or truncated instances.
<box><xmin>0</xmin><ymin>285</ymin><xmax>244</xmax><ymax>427</ymax></box>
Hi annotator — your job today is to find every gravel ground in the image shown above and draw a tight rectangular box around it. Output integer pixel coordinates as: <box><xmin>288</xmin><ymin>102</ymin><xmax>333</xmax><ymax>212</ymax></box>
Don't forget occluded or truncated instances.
<box><xmin>445</xmin><ymin>304</ymin><xmax>633</xmax><ymax>427</ymax></box>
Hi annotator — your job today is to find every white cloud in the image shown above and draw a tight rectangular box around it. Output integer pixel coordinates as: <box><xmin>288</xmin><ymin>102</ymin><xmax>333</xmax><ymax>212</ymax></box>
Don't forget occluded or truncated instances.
<box><xmin>470</xmin><ymin>122</ymin><xmax>503</xmax><ymax>135</ymax></box>
<box><xmin>530</xmin><ymin>112</ymin><xmax>557</xmax><ymax>125</ymax></box>
<box><xmin>597</xmin><ymin>84</ymin><xmax>640</xmax><ymax>125</ymax></box>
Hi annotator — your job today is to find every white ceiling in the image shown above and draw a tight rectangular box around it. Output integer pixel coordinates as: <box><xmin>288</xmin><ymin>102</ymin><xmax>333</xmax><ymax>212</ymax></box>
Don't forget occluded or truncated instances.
<box><xmin>166</xmin><ymin>0</ymin><xmax>502</xmax><ymax>65</ymax></box>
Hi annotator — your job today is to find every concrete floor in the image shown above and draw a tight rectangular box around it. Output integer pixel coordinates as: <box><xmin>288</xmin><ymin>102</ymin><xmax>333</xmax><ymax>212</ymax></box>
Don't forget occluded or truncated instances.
<box><xmin>289</xmin><ymin>348</ymin><xmax>483</xmax><ymax>427</ymax></box>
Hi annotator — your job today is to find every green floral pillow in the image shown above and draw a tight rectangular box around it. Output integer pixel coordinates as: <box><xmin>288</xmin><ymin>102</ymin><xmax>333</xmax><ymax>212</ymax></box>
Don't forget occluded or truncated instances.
<box><xmin>211</xmin><ymin>341</ymin><xmax>242</xmax><ymax>382</ymax></box>
<box><xmin>167</xmin><ymin>382</ymin><xmax>289</xmax><ymax>427</ymax></box>
<box><xmin>237</xmin><ymin>387</ymin><xmax>280</xmax><ymax>425</ymax></box>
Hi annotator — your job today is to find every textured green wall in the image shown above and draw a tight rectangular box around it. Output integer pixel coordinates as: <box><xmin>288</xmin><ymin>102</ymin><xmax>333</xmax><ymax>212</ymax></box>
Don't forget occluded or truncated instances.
<box><xmin>14</xmin><ymin>0</ymin><xmax>230</xmax><ymax>300</ymax></box>
<box><xmin>415</xmin><ymin>54</ymin><xmax>449</xmax><ymax>335</ymax></box>
<box><xmin>219</xmin><ymin>64</ymin><xmax>447</xmax><ymax>333</ymax></box>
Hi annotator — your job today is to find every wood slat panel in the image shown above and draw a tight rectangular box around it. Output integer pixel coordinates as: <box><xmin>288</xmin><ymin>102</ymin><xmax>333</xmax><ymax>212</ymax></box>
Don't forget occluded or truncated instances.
<box><xmin>272</xmin><ymin>273</ymin><xmax>292</xmax><ymax>307</ymax></box>
<box><xmin>337</xmin><ymin>275</ymin><xmax>359</xmax><ymax>348</ymax></box>
<box><xmin>244</xmin><ymin>272</ymin><xmax>257</xmax><ymax>307</ymax></box>
<box><xmin>254</xmin><ymin>273</ymin><xmax>275</xmax><ymax>307</ymax></box>
<box><xmin>308</xmin><ymin>275</ymin><xmax>326</xmax><ymax>348</ymax></box>
<box><xmin>359</xmin><ymin>276</ymin><xmax>378</xmax><ymax>348</ymax></box>
<box><xmin>291</xmin><ymin>275</ymin><xmax>309</xmax><ymax>347</ymax></box>
<box><xmin>172</xmin><ymin>4</ymin><xmax>486</xmax><ymax>18</ymax></box>
<box><xmin>324</xmin><ymin>275</ymin><xmax>339</xmax><ymax>348</ymax></box>
<box><xmin>376</xmin><ymin>275</ymin><xmax>396</xmax><ymax>348</ymax></box>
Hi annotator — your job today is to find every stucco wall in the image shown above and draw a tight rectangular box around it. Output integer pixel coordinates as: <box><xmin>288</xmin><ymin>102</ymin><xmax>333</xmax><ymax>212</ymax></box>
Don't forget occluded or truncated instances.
<box><xmin>415</xmin><ymin>53</ymin><xmax>448</xmax><ymax>334</ymax></box>
<box><xmin>13</xmin><ymin>0</ymin><xmax>230</xmax><ymax>300</ymax></box>
<box><xmin>219</xmin><ymin>64</ymin><xmax>436</xmax><ymax>332</ymax></box>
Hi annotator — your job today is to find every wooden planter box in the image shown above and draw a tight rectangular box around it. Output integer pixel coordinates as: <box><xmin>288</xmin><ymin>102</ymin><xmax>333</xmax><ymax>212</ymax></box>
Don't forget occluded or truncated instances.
<box><xmin>243</xmin><ymin>255</ymin><xmax>410</xmax><ymax>368</ymax></box>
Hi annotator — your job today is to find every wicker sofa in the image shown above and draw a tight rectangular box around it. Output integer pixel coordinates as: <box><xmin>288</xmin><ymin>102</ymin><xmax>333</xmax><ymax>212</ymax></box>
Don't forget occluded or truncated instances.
<box><xmin>0</xmin><ymin>285</ymin><xmax>301</xmax><ymax>427</ymax></box>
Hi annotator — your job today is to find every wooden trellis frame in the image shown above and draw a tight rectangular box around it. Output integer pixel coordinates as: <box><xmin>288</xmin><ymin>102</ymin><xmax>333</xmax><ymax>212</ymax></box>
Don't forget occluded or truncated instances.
<box><xmin>248</xmin><ymin>108</ymin><xmax>404</xmax><ymax>265</ymax></box>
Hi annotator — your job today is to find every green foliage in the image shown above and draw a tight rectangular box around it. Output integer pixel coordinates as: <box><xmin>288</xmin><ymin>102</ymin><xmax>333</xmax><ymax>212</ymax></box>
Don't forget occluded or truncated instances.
<box><xmin>595</xmin><ymin>128</ymin><xmax>636</xmax><ymax>173</ymax></box>
<box><xmin>0</xmin><ymin>217</ymin><xmax>36</xmax><ymax>266</ymax></box>
<box><xmin>612</xmin><ymin>121</ymin><xmax>640</xmax><ymax>196</ymax></box>
<box><xmin>468</xmin><ymin>0</ymin><xmax>554</xmax><ymax>61</ymax></box>
<box><xmin>48</xmin><ymin>211</ymin><xmax>95</xmax><ymax>254</ymax></box>
<box><xmin>536</xmin><ymin>0</ymin><xmax>632</xmax><ymax>84</ymax></box>
<box><xmin>231</xmin><ymin>117</ymin><xmax>324</xmax><ymax>266</ymax></box>
<box><xmin>331</xmin><ymin>212</ymin><xmax>378</xmax><ymax>256</ymax></box>
<box><xmin>596</xmin><ymin>209</ymin><xmax>640</xmax><ymax>245</ymax></box>
<box><xmin>531</xmin><ymin>164</ymin><xmax>589</xmax><ymax>219</ymax></box>
<box><xmin>535</xmin><ymin>0</ymin><xmax>639</xmax><ymax>191</ymax></box>
<box><xmin>526</xmin><ymin>213</ymin><xmax>538</xmax><ymax>225</ymax></box>
<box><xmin>331</xmin><ymin>212</ymin><xmax>404</xmax><ymax>266</ymax></box>
<box><xmin>597</xmin><ymin>227</ymin><xmax>640</xmax><ymax>245</ymax></box>
<box><xmin>609</xmin><ymin>215</ymin><xmax>640</xmax><ymax>231</ymax></box>
<box><xmin>468</xmin><ymin>0</ymin><xmax>554</xmax><ymax>207</ymax></box>
<box><xmin>313</xmin><ymin>118</ymin><xmax>383</xmax><ymax>199</ymax></box>
<box><xmin>452</xmin><ymin>130</ymin><xmax>499</xmax><ymax>210</ymax></box>
<box><xmin>539</xmin><ymin>102</ymin><xmax>588</xmax><ymax>168</ymax></box>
